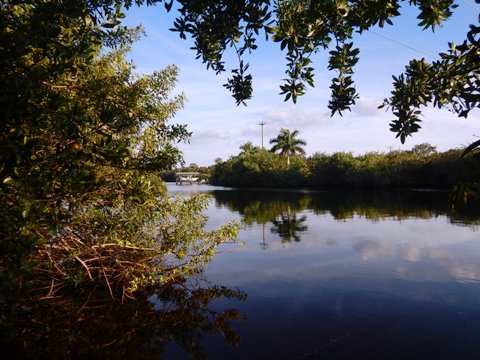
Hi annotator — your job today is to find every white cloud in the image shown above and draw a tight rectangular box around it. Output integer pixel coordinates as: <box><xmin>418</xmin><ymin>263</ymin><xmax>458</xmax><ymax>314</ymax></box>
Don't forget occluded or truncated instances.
<box><xmin>260</xmin><ymin>106</ymin><xmax>330</xmax><ymax>129</ymax></box>
<box><xmin>190</xmin><ymin>129</ymin><xmax>235</xmax><ymax>143</ymax></box>
<box><xmin>352</xmin><ymin>96</ymin><xmax>386</xmax><ymax>117</ymax></box>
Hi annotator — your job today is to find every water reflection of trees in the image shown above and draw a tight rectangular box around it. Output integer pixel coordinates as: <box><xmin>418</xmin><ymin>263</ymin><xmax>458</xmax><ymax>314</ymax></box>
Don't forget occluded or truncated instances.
<box><xmin>3</xmin><ymin>280</ymin><xmax>246</xmax><ymax>359</ymax></box>
<box><xmin>213</xmin><ymin>189</ymin><xmax>480</xmax><ymax>226</ymax></box>
<box><xmin>213</xmin><ymin>190</ymin><xmax>310</xmax><ymax>244</ymax></box>
<box><xmin>271</xmin><ymin>211</ymin><xmax>308</xmax><ymax>242</ymax></box>
<box><xmin>213</xmin><ymin>189</ymin><xmax>310</xmax><ymax>225</ymax></box>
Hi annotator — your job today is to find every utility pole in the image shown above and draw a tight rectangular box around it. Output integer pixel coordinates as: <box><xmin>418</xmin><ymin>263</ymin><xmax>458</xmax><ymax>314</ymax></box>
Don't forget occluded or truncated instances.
<box><xmin>259</xmin><ymin>121</ymin><xmax>266</xmax><ymax>148</ymax></box>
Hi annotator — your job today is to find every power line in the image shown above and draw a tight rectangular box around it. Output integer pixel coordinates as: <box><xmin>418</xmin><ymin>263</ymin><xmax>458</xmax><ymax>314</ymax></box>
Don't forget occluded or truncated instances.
<box><xmin>367</xmin><ymin>0</ymin><xmax>479</xmax><ymax>59</ymax></box>
<box><xmin>367</xmin><ymin>29</ymin><xmax>436</xmax><ymax>59</ymax></box>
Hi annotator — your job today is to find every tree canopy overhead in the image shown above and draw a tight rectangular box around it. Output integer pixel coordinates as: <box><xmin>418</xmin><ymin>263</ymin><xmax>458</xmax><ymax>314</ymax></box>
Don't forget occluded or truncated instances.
<box><xmin>153</xmin><ymin>0</ymin><xmax>479</xmax><ymax>145</ymax></box>
<box><xmin>8</xmin><ymin>0</ymin><xmax>473</xmax><ymax>145</ymax></box>
<box><xmin>0</xmin><ymin>0</ymin><xmax>238</xmax><ymax>311</ymax></box>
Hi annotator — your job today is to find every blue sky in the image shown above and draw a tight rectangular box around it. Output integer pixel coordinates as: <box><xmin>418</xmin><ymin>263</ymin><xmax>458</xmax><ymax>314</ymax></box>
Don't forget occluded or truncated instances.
<box><xmin>124</xmin><ymin>2</ymin><xmax>480</xmax><ymax>166</ymax></box>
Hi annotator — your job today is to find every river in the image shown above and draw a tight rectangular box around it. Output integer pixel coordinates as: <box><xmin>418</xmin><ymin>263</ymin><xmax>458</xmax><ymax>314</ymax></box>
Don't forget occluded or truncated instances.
<box><xmin>165</xmin><ymin>184</ymin><xmax>480</xmax><ymax>359</ymax></box>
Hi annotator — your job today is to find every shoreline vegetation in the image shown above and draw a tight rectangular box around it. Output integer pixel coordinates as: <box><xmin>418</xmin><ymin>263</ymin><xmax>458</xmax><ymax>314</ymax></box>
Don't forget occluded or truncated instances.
<box><xmin>214</xmin><ymin>149</ymin><xmax>478</xmax><ymax>189</ymax></box>
<box><xmin>167</xmin><ymin>144</ymin><xmax>479</xmax><ymax>190</ymax></box>
<box><xmin>165</xmin><ymin>143</ymin><xmax>480</xmax><ymax>215</ymax></box>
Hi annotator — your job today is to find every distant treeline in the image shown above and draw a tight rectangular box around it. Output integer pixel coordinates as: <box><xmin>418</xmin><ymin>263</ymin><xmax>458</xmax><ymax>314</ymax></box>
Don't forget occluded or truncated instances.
<box><xmin>210</xmin><ymin>146</ymin><xmax>480</xmax><ymax>189</ymax></box>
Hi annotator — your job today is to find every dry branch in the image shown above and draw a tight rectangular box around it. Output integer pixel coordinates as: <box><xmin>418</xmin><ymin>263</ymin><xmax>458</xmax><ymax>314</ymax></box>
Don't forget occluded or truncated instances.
<box><xmin>32</xmin><ymin>227</ymin><xmax>163</xmax><ymax>303</ymax></box>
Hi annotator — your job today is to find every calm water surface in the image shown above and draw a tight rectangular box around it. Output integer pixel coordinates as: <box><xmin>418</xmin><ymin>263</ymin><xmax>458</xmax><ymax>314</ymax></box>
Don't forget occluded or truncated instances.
<box><xmin>166</xmin><ymin>184</ymin><xmax>480</xmax><ymax>359</ymax></box>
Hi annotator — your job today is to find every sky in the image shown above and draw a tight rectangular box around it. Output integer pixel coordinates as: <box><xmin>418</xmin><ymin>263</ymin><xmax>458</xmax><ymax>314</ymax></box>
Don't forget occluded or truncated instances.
<box><xmin>123</xmin><ymin>1</ymin><xmax>480</xmax><ymax>166</ymax></box>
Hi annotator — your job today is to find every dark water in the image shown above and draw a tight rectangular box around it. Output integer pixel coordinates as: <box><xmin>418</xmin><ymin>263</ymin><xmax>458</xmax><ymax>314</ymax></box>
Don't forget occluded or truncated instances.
<box><xmin>166</xmin><ymin>184</ymin><xmax>480</xmax><ymax>359</ymax></box>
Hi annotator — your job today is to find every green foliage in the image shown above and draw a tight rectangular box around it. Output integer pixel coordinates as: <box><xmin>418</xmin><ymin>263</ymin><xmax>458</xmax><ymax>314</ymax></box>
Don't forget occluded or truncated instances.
<box><xmin>269</xmin><ymin>128</ymin><xmax>307</xmax><ymax>167</ymax></box>
<box><xmin>381</xmin><ymin>16</ymin><xmax>480</xmax><ymax>142</ymax></box>
<box><xmin>451</xmin><ymin>150</ymin><xmax>480</xmax><ymax>214</ymax></box>
<box><xmin>0</xmin><ymin>0</ymin><xmax>239</xmax><ymax>314</ymax></box>
<box><xmin>451</xmin><ymin>180</ymin><xmax>480</xmax><ymax>215</ymax></box>
<box><xmin>412</xmin><ymin>142</ymin><xmax>437</xmax><ymax>158</ymax></box>
<box><xmin>239</xmin><ymin>140</ymin><xmax>260</xmax><ymax>155</ymax></box>
<box><xmin>309</xmin><ymin>148</ymin><xmax>475</xmax><ymax>188</ymax></box>
<box><xmin>212</xmin><ymin>144</ymin><xmax>476</xmax><ymax>189</ymax></box>
<box><xmin>328</xmin><ymin>42</ymin><xmax>360</xmax><ymax>115</ymax></box>
<box><xmin>211</xmin><ymin>148</ymin><xmax>310</xmax><ymax>187</ymax></box>
<box><xmin>162</xmin><ymin>0</ymin><xmax>478</xmax><ymax>139</ymax></box>
<box><xmin>214</xmin><ymin>149</ymin><xmax>308</xmax><ymax>187</ymax></box>
<box><xmin>223</xmin><ymin>60</ymin><xmax>253</xmax><ymax>106</ymax></box>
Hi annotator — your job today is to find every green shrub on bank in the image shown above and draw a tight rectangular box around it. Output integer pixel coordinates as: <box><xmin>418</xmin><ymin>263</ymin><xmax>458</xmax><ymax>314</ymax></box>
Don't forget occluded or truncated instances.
<box><xmin>211</xmin><ymin>149</ymin><xmax>310</xmax><ymax>187</ymax></box>
<box><xmin>211</xmin><ymin>146</ymin><xmax>476</xmax><ymax>189</ymax></box>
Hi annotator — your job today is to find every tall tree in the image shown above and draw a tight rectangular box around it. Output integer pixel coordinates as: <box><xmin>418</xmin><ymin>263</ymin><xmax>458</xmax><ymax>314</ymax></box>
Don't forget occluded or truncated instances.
<box><xmin>0</xmin><ymin>1</ymin><xmax>238</xmax><ymax>313</ymax></box>
<box><xmin>412</xmin><ymin>143</ymin><xmax>437</xmax><ymax>158</ymax></box>
<box><xmin>239</xmin><ymin>141</ymin><xmax>259</xmax><ymax>155</ymax></box>
<box><xmin>269</xmin><ymin>128</ymin><xmax>307</xmax><ymax>166</ymax></box>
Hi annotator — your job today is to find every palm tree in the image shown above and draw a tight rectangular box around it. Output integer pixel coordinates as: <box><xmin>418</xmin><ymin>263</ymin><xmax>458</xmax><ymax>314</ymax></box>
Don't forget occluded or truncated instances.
<box><xmin>269</xmin><ymin>128</ymin><xmax>307</xmax><ymax>166</ymax></box>
<box><xmin>239</xmin><ymin>141</ymin><xmax>258</xmax><ymax>155</ymax></box>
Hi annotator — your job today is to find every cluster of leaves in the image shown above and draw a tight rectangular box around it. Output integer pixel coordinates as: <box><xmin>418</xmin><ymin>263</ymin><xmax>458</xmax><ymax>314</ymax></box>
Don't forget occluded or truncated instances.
<box><xmin>274</xmin><ymin>0</ymin><xmax>360</xmax><ymax>111</ymax></box>
<box><xmin>0</xmin><ymin>0</ymin><xmax>239</xmax><ymax>317</ymax></box>
<box><xmin>164</xmin><ymin>0</ymin><xmax>476</xmax><ymax>127</ymax></box>
<box><xmin>327</xmin><ymin>42</ymin><xmax>360</xmax><ymax>115</ymax></box>
<box><xmin>211</xmin><ymin>142</ymin><xmax>478</xmax><ymax>189</ymax></box>
<box><xmin>211</xmin><ymin>147</ymin><xmax>310</xmax><ymax>187</ymax></box>
<box><xmin>168</xmin><ymin>0</ymin><xmax>273</xmax><ymax>104</ymax></box>
<box><xmin>269</xmin><ymin>128</ymin><xmax>307</xmax><ymax>166</ymax></box>
<box><xmin>382</xmin><ymin>7</ymin><xmax>480</xmax><ymax>143</ymax></box>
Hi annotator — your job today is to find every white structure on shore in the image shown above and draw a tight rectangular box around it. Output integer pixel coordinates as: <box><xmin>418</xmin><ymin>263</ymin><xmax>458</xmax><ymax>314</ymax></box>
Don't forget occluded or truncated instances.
<box><xmin>175</xmin><ymin>172</ymin><xmax>201</xmax><ymax>185</ymax></box>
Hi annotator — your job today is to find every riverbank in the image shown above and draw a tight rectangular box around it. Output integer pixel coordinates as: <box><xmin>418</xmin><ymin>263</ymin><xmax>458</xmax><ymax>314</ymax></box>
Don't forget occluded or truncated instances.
<box><xmin>210</xmin><ymin>148</ymin><xmax>479</xmax><ymax>189</ymax></box>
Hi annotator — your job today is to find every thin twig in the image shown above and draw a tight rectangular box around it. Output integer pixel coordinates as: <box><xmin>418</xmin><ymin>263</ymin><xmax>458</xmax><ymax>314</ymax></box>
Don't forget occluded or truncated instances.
<box><xmin>76</xmin><ymin>291</ymin><xmax>94</xmax><ymax>316</ymax></box>
<box><xmin>92</xmin><ymin>243</ymin><xmax>156</xmax><ymax>251</ymax></box>
<box><xmin>45</xmin><ymin>250</ymin><xmax>67</xmax><ymax>276</ymax></box>
<box><xmin>37</xmin><ymin>295</ymin><xmax>63</xmax><ymax>300</ymax></box>
<box><xmin>47</xmin><ymin>278</ymin><xmax>55</xmax><ymax>296</ymax></box>
<box><xmin>66</xmin><ymin>228</ymin><xmax>86</xmax><ymax>245</ymax></box>
<box><xmin>75</xmin><ymin>256</ymin><xmax>93</xmax><ymax>281</ymax></box>
<box><xmin>101</xmin><ymin>266</ymin><xmax>114</xmax><ymax>300</ymax></box>
<box><xmin>82</xmin><ymin>256</ymin><xmax>110</xmax><ymax>263</ymax></box>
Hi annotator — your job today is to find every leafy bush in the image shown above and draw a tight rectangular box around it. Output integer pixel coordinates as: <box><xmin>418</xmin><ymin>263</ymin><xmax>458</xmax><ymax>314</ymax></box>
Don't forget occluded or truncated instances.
<box><xmin>213</xmin><ymin>146</ymin><xmax>475</xmax><ymax>189</ymax></box>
